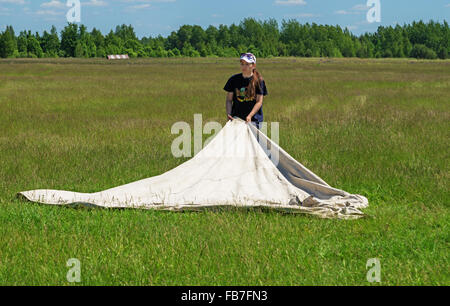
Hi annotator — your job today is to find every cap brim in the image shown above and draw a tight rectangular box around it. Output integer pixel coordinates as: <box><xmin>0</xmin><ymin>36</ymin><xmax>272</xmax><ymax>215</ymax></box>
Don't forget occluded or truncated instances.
<box><xmin>240</xmin><ymin>58</ymin><xmax>255</xmax><ymax>63</ymax></box>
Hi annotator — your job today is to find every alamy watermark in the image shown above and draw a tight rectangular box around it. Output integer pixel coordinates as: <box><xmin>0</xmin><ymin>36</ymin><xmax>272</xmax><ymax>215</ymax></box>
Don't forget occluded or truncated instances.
<box><xmin>170</xmin><ymin>114</ymin><xmax>281</xmax><ymax>166</ymax></box>
<box><xmin>366</xmin><ymin>0</ymin><xmax>381</xmax><ymax>23</ymax></box>
<box><xmin>366</xmin><ymin>258</ymin><xmax>381</xmax><ymax>283</ymax></box>
<box><xmin>66</xmin><ymin>258</ymin><xmax>81</xmax><ymax>283</ymax></box>
<box><xmin>66</xmin><ymin>0</ymin><xmax>81</xmax><ymax>23</ymax></box>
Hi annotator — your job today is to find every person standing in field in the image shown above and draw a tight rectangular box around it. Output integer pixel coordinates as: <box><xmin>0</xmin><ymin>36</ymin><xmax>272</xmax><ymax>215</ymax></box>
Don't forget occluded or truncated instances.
<box><xmin>223</xmin><ymin>52</ymin><xmax>268</xmax><ymax>129</ymax></box>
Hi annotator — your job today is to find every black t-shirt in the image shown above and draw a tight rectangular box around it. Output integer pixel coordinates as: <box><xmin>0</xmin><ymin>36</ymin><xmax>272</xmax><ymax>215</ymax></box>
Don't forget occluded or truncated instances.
<box><xmin>223</xmin><ymin>73</ymin><xmax>268</xmax><ymax>122</ymax></box>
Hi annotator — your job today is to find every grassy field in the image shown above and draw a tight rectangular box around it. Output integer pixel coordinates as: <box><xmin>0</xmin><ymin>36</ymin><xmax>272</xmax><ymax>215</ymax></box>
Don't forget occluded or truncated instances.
<box><xmin>0</xmin><ymin>57</ymin><xmax>448</xmax><ymax>285</ymax></box>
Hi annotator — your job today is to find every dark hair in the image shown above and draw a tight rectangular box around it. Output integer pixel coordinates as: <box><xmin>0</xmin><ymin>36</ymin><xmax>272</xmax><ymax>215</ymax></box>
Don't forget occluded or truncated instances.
<box><xmin>246</xmin><ymin>66</ymin><xmax>263</xmax><ymax>100</ymax></box>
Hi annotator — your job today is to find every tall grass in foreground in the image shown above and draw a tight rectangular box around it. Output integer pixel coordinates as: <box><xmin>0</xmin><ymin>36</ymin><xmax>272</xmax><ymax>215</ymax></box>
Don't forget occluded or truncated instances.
<box><xmin>0</xmin><ymin>57</ymin><xmax>448</xmax><ymax>285</ymax></box>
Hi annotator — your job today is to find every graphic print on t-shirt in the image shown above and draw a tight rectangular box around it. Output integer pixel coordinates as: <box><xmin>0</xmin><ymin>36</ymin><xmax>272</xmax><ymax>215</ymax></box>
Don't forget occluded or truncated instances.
<box><xmin>235</xmin><ymin>86</ymin><xmax>254</xmax><ymax>102</ymax></box>
<box><xmin>223</xmin><ymin>73</ymin><xmax>268</xmax><ymax>123</ymax></box>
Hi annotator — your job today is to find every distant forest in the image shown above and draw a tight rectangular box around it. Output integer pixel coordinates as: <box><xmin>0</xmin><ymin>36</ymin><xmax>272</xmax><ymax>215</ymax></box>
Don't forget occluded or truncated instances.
<box><xmin>0</xmin><ymin>18</ymin><xmax>448</xmax><ymax>59</ymax></box>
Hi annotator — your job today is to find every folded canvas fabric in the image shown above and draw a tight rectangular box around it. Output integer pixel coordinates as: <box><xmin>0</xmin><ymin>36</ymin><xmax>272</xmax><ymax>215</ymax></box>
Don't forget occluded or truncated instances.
<box><xmin>17</xmin><ymin>118</ymin><xmax>368</xmax><ymax>219</ymax></box>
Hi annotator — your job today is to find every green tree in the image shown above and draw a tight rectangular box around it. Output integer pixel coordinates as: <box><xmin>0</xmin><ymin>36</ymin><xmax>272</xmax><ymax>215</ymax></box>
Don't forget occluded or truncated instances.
<box><xmin>191</xmin><ymin>25</ymin><xmax>206</xmax><ymax>50</ymax></box>
<box><xmin>171</xmin><ymin>47</ymin><xmax>181</xmax><ymax>57</ymax></box>
<box><xmin>41</xmin><ymin>26</ymin><xmax>60</xmax><ymax>57</ymax></box>
<box><xmin>1</xmin><ymin>19</ymin><xmax>448</xmax><ymax>60</ymax></box>
<box><xmin>205</xmin><ymin>25</ymin><xmax>218</xmax><ymax>45</ymax></box>
<box><xmin>105</xmin><ymin>30</ymin><xmax>122</xmax><ymax>55</ymax></box>
<box><xmin>181</xmin><ymin>42</ymin><xmax>197</xmax><ymax>57</ymax></box>
<box><xmin>17</xmin><ymin>31</ymin><xmax>27</xmax><ymax>57</ymax></box>
<box><xmin>177</xmin><ymin>25</ymin><xmax>193</xmax><ymax>50</ymax></box>
<box><xmin>91</xmin><ymin>28</ymin><xmax>105</xmax><ymax>57</ymax></box>
<box><xmin>115</xmin><ymin>24</ymin><xmax>137</xmax><ymax>42</ymax></box>
<box><xmin>411</xmin><ymin>44</ymin><xmax>437</xmax><ymax>59</ymax></box>
<box><xmin>166</xmin><ymin>31</ymin><xmax>178</xmax><ymax>50</ymax></box>
<box><xmin>27</xmin><ymin>35</ymin><xmax>43</xmax><ymax>58</ymax></box>
<box><xmin>437</xmin><ymin>46</ymin><xmax>448</xmax><ymax>59</ymax></box>
<box><xmin>74</xmin><ymin>41</ymin><xmax>84</xmax><ymax>57</ymax></box>
<box><xmin>0</xmin><ymin>26</ymin><xmax>17</xmax><ymax>58</ymax></box>
<box><xmin>217</xmin><ymin>24</ymin><xmax>231</xmax><ymax>48</ymax></box>
<box><xmin>60</xmin><ymin>23</ymin><xmax>79</xmax><ymax>57</ymax></box>
<box><xmin>340</xmin><ymin>32</ymin><xmax>356</xmax><ymax>57</ymax></box>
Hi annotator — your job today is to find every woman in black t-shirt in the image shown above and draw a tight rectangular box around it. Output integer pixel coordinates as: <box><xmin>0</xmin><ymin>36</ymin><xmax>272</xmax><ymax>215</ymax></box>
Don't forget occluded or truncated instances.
<box><xmin>223</xmin><ymin>53</ymin><xmax>268</xmax><ymax>129</ymax></box>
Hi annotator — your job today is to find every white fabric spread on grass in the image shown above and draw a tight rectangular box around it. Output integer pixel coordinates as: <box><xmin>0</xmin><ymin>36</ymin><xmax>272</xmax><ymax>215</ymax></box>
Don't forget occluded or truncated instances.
<box><xmin>17</xmin><ymin>118</ymin><xmax>368</xmax><ymax>219</ymax></box>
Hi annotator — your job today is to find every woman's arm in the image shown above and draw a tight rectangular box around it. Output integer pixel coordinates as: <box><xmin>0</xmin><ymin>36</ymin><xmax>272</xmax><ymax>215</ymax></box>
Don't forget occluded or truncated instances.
<box><xmin>226</xmin><ymin>92</ymin><xmax>233</xmax><ymax>120</ymax></box>
<box><xmin>246</xmin><ymin>94</ymin><xmax>263</xmax><ymax>122</ymax></box>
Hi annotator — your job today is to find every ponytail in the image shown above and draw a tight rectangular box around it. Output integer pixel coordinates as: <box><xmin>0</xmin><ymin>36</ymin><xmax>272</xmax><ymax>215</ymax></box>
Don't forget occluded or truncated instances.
<box><xmin>245</xmin><ymin>67</ymin><xmax>263</xmax><ymax>100</ymax></box>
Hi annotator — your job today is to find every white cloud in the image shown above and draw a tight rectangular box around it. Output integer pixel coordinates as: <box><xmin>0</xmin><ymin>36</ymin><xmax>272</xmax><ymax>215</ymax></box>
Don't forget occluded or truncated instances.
<box><xmin>352</xmin><ymin>4</ymin><xmax>370</xmax><ymax>11</ymax></box>
<box><xmin>275</xmin><ymin>0</ymin><xmax>306</xmax><ymax>5</ymax></box>
<box><xmin>0</xmin><ymin>0</ymin><xmax>26</xmax><ymax>4</ymax></box>
<box><xmin>128</xmin><ymin>3</ymin><xmax>150</xmax><ymax>9</ymax></box>
<box><xmin>123</xmin><ymin>0</ymin><xmax>175</xmax><ymax>12</ymax></box>
<box><xmin>82</xmin><ymin>0</ymin><xmax>108</xmax><ymax>6</ymax></box>
<box><xmin>41</xmin><ymin>0</ymin><xmax>65</xmax><ymax>9</ymax></box>
<box><xmin>121</xmin><ymin>0</ymin><xmax>175</xmax><ymax>3</ymax></box>
<box><xmin>36</xmin><ymin>0</ymin><xmax>108</xmax><ymax>16</ymax></box>
<box><xmin>335</xmin><ymin>10</ymin><xmax>358</xmax><ymax>15</ymax></box>
<box><xmin>334</xmin><ymin>4</ymin><xmax>369</xmax><ymax>15</ymax></box>
<box><xmin>34</xmin><ymin>9</ymin><xmax>64</xmax><ymax>16</ymax></box>
<box><xmin>284</xmin><ymin>13</ymin><xmax>320</xmax><ymax>18</ymax></box>
<box><xmin>23</xmin><ymin>2</ymin><xmax>65</xmax><ymax>17</ymax></box>
<box><xmin>0</xmin><ymin>6</ymin><xmax>11</xmax><ymax>15</ymax></box>
<box><xmin>40</xmin><ymin>0</ymin><xmax>109</xmax><ymax>10</ymax></box>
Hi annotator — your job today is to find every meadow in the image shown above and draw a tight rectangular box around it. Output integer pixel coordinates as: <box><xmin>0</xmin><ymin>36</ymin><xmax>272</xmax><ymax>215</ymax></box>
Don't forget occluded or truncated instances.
<box><xmin>0</xmin><ymin>57</ymin><xmax>448</xmax><ymax>285</ymax></box>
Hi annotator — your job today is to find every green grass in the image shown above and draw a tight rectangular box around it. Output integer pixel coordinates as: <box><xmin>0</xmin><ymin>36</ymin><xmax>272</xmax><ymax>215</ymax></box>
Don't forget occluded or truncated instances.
<box><xmin>0</xmin><ymin>57</ymin><xmax>448</xmax><ymax>285</ymax></box>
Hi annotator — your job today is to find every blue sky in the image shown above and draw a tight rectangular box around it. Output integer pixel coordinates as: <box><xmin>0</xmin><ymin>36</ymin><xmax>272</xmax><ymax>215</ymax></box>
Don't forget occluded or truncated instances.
<box><xmin>0</xmin><ymin>0</ymin><xmax>448</xmax><ymax>38</ymax></box>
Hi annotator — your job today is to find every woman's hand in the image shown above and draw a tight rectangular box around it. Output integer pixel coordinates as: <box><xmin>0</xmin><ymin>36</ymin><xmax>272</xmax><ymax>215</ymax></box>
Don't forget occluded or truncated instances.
<box><xmin>227</xmin><ymin>114</ymin><xmax>233</xmax><ymax>121</ymax></box>
<box><xmin>245</xmin><ymin>115</ymin><xmax>252</xmax><ymax>123</ymax></box>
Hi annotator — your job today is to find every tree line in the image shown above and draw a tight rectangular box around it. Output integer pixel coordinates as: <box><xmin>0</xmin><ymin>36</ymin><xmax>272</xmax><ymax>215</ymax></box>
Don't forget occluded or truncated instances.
<box><xmin>0</xmin><ymin>18</ymin><xmax>448</xmax><ymax>59</ymax></box>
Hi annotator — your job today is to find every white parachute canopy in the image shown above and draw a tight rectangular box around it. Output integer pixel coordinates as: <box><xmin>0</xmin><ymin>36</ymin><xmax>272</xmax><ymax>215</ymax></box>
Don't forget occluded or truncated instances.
<box><xmin>17</xmin><ymin>118</ymin><xmax>368</xmax><ymax>219</ymax></box>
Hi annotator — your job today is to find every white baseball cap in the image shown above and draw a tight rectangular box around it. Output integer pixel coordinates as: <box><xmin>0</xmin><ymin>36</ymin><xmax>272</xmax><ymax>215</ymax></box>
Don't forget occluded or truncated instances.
<box><xmin>240</xmin><ymin>52</ymin><xmax>256</xmax><ymax>64</ymax></box>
